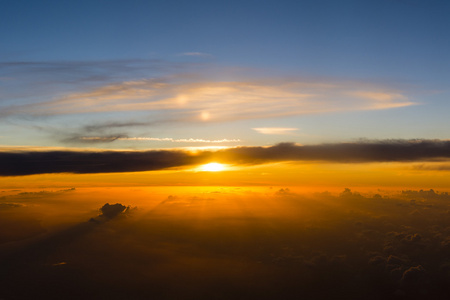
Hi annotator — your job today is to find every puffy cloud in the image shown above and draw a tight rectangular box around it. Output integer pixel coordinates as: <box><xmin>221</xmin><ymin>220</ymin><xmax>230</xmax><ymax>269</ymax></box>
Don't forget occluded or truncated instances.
<box><xmin>402</xmin><ymin>265</ymin><xmax>426</xmax><ymax>283</ymax></box>
<box><xmin>99</xmin><ymin>203</ymin><xmax>128</xmax><ymax>219</ymax></box>
<box><xmin>5</xmin><ymin>187</ymin><xmax>450</xmax><ymax>298</ymax></box>
<box><xmin>401</xmin><ymin>189</ymin><xmax>450</xmax><ymax>201</ymax></box>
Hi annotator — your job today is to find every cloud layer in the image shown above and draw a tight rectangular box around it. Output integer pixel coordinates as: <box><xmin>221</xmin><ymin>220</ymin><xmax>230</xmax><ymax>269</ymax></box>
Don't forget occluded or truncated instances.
<box><xmin>219</xmin><ymin>140</ymin><xmax>450</xmax><ymax>164</ymax></box>
<box><xmin>2</xmin><ymin>139</ymin><xmax>450</xmax><ymax>176</ymax></box>
<box><xmin>1</xmin><ymin>62</ymin><xmax>414</xmax><ymax>123</ymax></box>
<box><xmin>3</xmin><ymin>186</ymin><xmax>450</xmax><ymax>299</ymax></box>
<box><xmin>0</xmin><ymin>59</ymin><xmax>418</xmax><ymax>148</ymax></box>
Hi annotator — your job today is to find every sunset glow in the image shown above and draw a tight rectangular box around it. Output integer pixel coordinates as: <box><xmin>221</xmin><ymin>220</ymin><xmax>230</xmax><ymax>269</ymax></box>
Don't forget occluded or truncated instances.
<box><xmin>1</xmin><ymin>1</ymin><xmax>449</xmax><ymax>299</ymax></box>
<box><xmin>200</xmin><ymin>162</ymin><xmax>226</xmax><ymax>172</ymax></box>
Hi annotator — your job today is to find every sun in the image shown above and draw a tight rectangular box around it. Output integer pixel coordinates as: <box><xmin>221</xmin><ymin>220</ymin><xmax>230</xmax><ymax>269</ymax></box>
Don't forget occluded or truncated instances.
<box><xmin>200</xmin><ymin>163</ymin><xmax>225</xmax><ymax>172</ymax></box>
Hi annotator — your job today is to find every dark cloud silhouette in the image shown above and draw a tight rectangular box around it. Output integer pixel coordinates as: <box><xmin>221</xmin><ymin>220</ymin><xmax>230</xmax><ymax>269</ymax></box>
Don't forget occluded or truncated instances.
<box><xmin>217</xmin><ymin>140</ymin><xmax>450</xmax><ymax>164</ymax></box>
<box><xmin>2</xmin><ymin>139</ymin><xmax>450</xmax><ymax>176</ymax></box>
<box><xmin>49</xmin><ymin>116</ymin><xmax>192</xmax><ymax>145</ymax></box>
<box><xmin>59</xmin><ymin>120</ymin><xmax>184</xmax><ymax>144</ymax></box>
<box><xmin>83</xmin><ymin>121</ymin><xmax>161</xmax><ymax>132</ymax></box>
<box><xmin>62</xmin><ymin>134</ymin><xmax>129</xmax><ymax>144</ymax></box>
<box><xmin>100</xmin><ymin>203</ymin><xmax>128</xmax><ymax>219</ymax></box>
<box><xmin>0</xmin><ymin>149</ymin><xmax>207</xmax><ymax>176</ymax></box>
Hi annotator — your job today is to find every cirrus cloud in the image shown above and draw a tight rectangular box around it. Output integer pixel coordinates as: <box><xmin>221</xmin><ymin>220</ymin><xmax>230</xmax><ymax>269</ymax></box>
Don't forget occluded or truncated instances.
<box><xmin>1</xmin><ymin>76</ymin><xmax>414</xmax><ymax>123</ymax></box>
<box><xmin>253</xmin><ymin>128</ymin><xmax>299</xmax><ymax>135</ymax></box>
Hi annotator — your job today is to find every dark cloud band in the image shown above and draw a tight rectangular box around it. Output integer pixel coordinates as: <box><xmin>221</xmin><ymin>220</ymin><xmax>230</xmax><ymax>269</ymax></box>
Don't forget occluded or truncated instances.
<box><xmin>0</xmin><ymin>150</ymin><xmax>206</xmax><ymax>176</ymax></box>
<box><xmin>2</xmin><ymin>140</ymin><xmax>450</xmax><ymax>176</ymax></box>
<box><xmin>218</xmin><ymin>140</ymin><xmax>450</xmax><ymax>164</ymax></box>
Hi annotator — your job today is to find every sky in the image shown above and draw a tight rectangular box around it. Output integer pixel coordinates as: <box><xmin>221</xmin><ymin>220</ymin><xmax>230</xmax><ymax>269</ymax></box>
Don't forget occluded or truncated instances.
<box><xmin>1</xmin><ymin>0</ymin><xmax>450</xmax><ymax>190</ymax></box>
<box><xmin>3</xmin><ymin>1</ymin><xmax>450</xmax><ymax>299</ymax></box>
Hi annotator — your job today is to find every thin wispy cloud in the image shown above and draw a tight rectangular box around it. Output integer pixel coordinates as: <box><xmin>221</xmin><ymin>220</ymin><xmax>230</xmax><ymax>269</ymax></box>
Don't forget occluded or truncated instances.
<box><xmin>412</xmin><ymin>163</ymin><xmax>450</xmax><ymax>171</ymax></box>
<box><xmin>119</xmin><ymin>137</ymin><xmax>240</xmax><ymax>143</ymax></box>
<box><xmin>83</xmin><ymin>121</ymin><xmax>155</xmax><ymax>132</ymax></box>
<box><xmin>0</xmin><ymin>59</ymin><xmax>418</xmax><ymax>148</ymax></box>
<box><xmin>0</xmin><ymin>59</ymin><xmax>201</xmax><ymax>109</ymax></box>
<box><xmin>73</xmin><ymin>135</ymin><xmax>127</xmax><ymax>143</ymax></box>
<box><xmin>1</xmin><ymin>77</ymin><xmax>415</xmax><ymax>122</ymax></box>
<box><xmin>80</xmin><ymin>137</ymin><xmax>241</xmax><ymax>143</ymax></box>
<box><xmin>0</xmin><ymin>59</ymin><xmax>183</xmax><ymax>84</ymax></box>
<box><xmin>253</xmin><ymin>128</ymin><xmax>299</xmax><ymax>135</ymax></box>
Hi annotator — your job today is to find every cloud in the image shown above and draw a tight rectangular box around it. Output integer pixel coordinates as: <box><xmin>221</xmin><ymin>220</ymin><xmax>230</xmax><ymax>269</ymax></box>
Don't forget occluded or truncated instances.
<box><xmin>99</xmin><ymin>203</ymin><xmax>128</xmax><ymax>219</ymax></box>
<box><xmin>0</xmin><ymin>59</ymin><xmax>180</xmax><ymax>86</ymax></box>
<box><xmin>412</xmin><ymin>163</ymin><xmax>450</xmax><ymax>171</ymax></box>
<box><xmin>65</xmin><ymin>134</ymin><xmax>128</xmax><ymax>144</ymax></box>
<box><xmin>0</xmin><ymin>59</ymin><xmax>177</xmax><ymax>104</ymax></box>
<box><xmin>0</xmin><ymin>203</ymin><xmax>24</xmax><ymax>209</ymax></box>
<box><xmin>253</xmin><ymin>127</ymin><xmax>299</xmax><ymax>135</ymax></box>
<box><xmin>63</xmin><ymin>134</ymin><xmax>241</xmax><ymax>144</ymax></box>
<box><xmin>401</xmin><ymin>265</ymin><xmax>426</xmax><ymax>284</ymax></box>
<box><xmin>349</xmin><ymin>91</ymin><xmax>408</xmax><ymax>102</ymax></box>
<box><xmin>1</xmin><ymin>76</ymin><xmax>414</xmax><ymax>123</ymax></box>
<box><xmin>117</xmin><ymin>137</ymin><xmax>241</xmax><ymax>143</ymax></box>
<box><xmin>53</xmin><ymin>121</ymin><xmax>172</xmax><ymax>145</ymax></box>
<box><xmin>1</xmin><ymin>60</ymin><xmax>417</xmax><ymax>147</ymax></box>
<box><xmin>2</xmin><ymin>139</ymin><xmax>450</xmax><ymax>176</ymax></box>
<box><xmin>218</xmin><ymin>140</ymin><xmax>450</xmax><ymax>164</ymax></box>
<box><xmin>83</xmin><ymin>121</ymin><xmax>155</xmax><ymax>132</ymax></box>
<box><xmin>15</xmin><ymin>188</ymin><xmax>76</xmax><ymax>197</ymax></box>
<box><xmin>0</xmin><ymin>59</ymin><xmax>202</xmax><ymax>120</ymax></box>
<box><xmin>400</xmin><ymin>189</ymin><xmax>450</xmax><ymax>201</ymax></box>
<box><xmin>0</xmin><ymin>149</ymin><xmax>206</xmax><ymax>176</ymax></box>
<box><xmin>4</xmin><ymin>185</ymin><xmax>450</xmax><ymax>298</ymax></box>
<box><xmin>209</xmin><ymin>140</ymin><xmax>450</xmax><ymax>166</ymax></box>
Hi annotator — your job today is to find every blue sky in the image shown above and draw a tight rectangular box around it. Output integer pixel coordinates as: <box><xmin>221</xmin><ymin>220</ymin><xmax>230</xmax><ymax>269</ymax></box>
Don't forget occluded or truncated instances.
<box><xmin>1</xmin><ymin>0</ymin><xmax>449</xmax><ymax>149</ymax></box>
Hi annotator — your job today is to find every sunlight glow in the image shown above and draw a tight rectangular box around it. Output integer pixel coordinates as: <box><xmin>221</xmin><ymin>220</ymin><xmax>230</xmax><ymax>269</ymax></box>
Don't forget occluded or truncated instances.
<box><xmin>201</xmin><ymin>163</ymin><xmax>225</xmax><ymax>172</ymax></box>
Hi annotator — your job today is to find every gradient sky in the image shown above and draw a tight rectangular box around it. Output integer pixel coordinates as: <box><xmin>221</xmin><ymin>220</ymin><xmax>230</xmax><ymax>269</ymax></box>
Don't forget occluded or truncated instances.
<box><xmin>3</xmin><ymin>3</ymin><xmax>450</xmax><ymax>298</ymax></box>
<box><xmin>1</xmin><ymin>0</ymin><xmax>449</xmax><ymax>150</ymax></box>
<box><xmin>4</xmin><ymin>3</ymin><xmax>450</xmax><ymax>299</ymax></box>
<box><xmin>1</xmin><ymin>0</ymin><xmax>450</xmax><ymax>192</ymax></box>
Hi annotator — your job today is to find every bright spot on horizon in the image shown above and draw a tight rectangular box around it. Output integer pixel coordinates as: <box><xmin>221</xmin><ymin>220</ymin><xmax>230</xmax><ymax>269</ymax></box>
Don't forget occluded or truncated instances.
<box><xmin>200</xmin><ymin>163</ymin><xmax>225</xmax><ymax>172</ymax></box>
